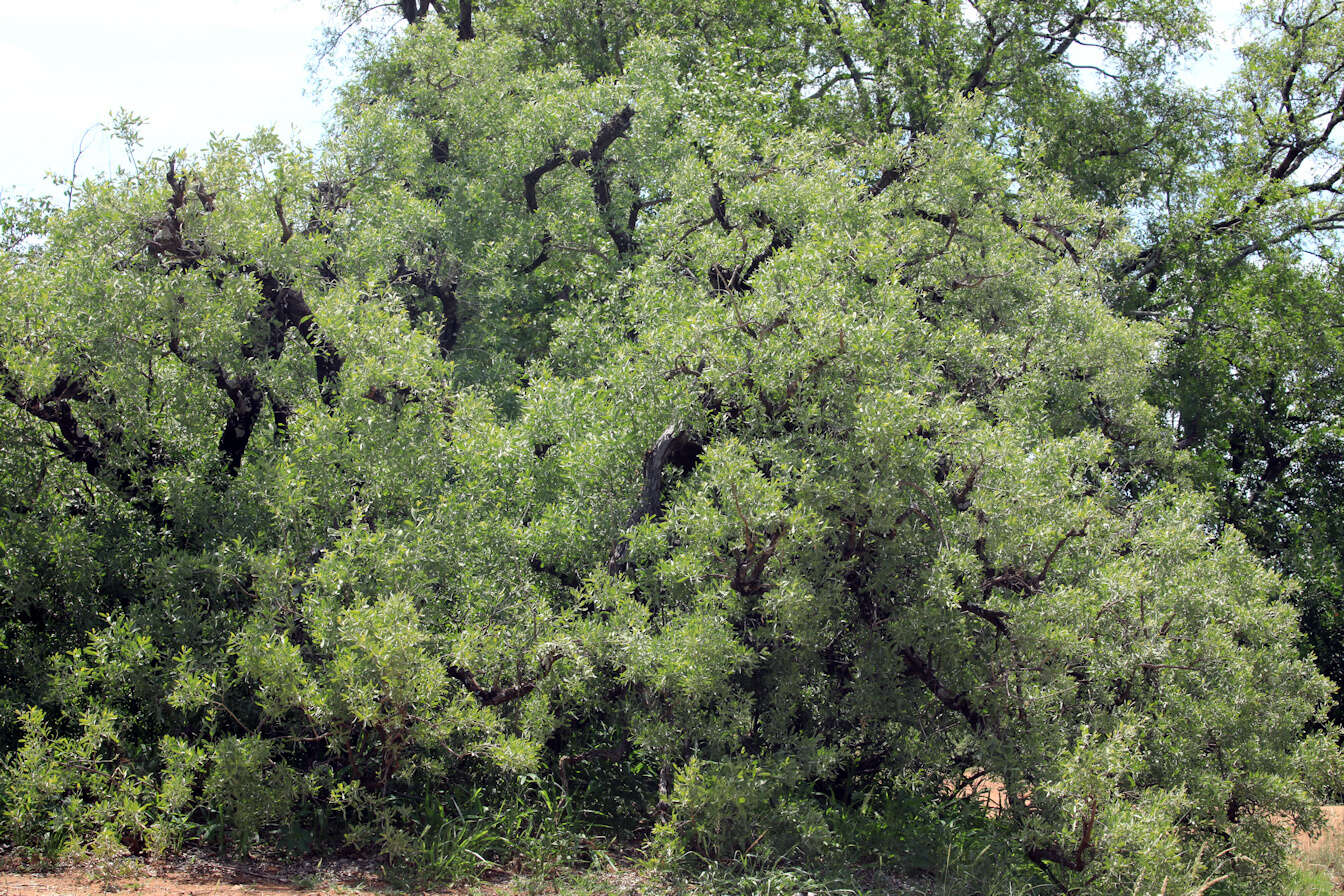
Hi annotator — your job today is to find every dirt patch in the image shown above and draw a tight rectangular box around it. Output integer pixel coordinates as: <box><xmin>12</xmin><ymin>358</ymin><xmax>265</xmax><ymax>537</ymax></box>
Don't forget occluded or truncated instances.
<box><xmin>0</xmin><ymin>857</ymin><xmax>658</xmax><ymax>896</ymax></box>
<box><xmin>1296</xmin><ymin>803</ymin><xmax>1344</xmax><ymax>886</ymax></box>
<box><xmin>1299</xmin><ymin>804</ymin><xmax>1344</xmax><ymax>849</ymax></box>
<box><xmin>0</xmin><ymin>870</ymin><xmax>328</xmax><ymax>896</ymax></box>
<box><xmin>0</xmin><ymin>854</ymin><xmax>429</xmax><ymax>896</ymax></box>
<box><xmin>948</xmin><ymin>769</ymin><xmax>1012</xmax><ymax>813</ymax></box>
<box><xmin>0</xmin><ymin>871</ymin><xmax>332</xmax><ymax>896</ymax></box>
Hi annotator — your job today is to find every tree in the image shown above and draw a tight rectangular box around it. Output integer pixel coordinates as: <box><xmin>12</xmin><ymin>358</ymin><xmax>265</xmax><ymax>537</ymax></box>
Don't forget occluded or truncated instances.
<box><xmin>1106</xmin><ymin>0</ymin><xmax>1344</xmax><ymax>723</ymax></box>
<box><xmin>0</xmin><ymin>2</ymin><xmax>1340</xmax><ymax>893</ymax></box>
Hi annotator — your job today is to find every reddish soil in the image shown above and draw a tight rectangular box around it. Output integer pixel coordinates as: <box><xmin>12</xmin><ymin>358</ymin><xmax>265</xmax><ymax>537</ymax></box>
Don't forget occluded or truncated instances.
<box><xmin>0</xmin><ymin>854</ymin><xmax>437</xmax><ymax>896</ymax></box>
<box><xmin>1298</xmin><ymin>803</ymin><xmax>1344</xmax><ymax>851</ymax></box>
<box><xmin>0</xmin><ymin>869</ymin><xmax>338</xmax><ymax>896</ymax></box>
<box><xmin>0</xmin><ymin>856</ymin><xmax>649</xmax><ymax>896</ymax></box>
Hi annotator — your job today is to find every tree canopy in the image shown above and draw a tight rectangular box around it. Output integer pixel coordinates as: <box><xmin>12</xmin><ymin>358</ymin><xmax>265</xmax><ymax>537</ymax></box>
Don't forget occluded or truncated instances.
<box><xmin>2</xmin><ymin>1</ymin><xmax>1343</xmax><ymax>893</ymax></box>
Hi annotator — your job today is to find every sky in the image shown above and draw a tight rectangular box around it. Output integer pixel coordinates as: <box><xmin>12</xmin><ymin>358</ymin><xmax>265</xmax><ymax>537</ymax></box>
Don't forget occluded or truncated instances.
<box><xmin>1175</xmin><ymin>0</ymin><xmax>1251</xmax><ymax>88</ymax></box>
<box><xmin>0</xmin><ymin>0</ymin><xmax>334</xmax><ymax>201</ymax></box>
<box><xmin>0</xmin><ymin>0</ymin><xmax>1250</xmax><ymax>203</ymax></box>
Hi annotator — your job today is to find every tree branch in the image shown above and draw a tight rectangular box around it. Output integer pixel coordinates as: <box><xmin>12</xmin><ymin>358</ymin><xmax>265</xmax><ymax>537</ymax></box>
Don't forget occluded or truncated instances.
<box><xmin>446</xmin><ymin>650</ymin><xmax>559</xmax><ymax>706</ymax></box>
<box><xmin>0</xmin><ymin>366</ymin><xmax>160</xmax><ymax>511</ymax></box>
<box><xmin>608</xmin><ymin>423</ymin><xmax>705</xmax><ymax>572</ymax></box>
<box><xmin>899</xmin><ymin>646</ymin><xmax>987</xmax><ymax>734</ymax></box>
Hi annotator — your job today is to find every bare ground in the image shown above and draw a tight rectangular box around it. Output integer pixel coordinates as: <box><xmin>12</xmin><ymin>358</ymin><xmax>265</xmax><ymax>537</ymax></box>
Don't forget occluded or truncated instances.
<box><xmin>3</xmin><ymin>808</ymin><xmax>1341</xmax><ymax>896</ymax></box>
<box><xmin>1296</xmin><ymin>804</ymin><xmax>1344</xmax><ymax>885</ymax></box>
<box><xmin>0</xmin><ymin>852</ymin><xmax>666</xmax><ymax>896</ymax></box>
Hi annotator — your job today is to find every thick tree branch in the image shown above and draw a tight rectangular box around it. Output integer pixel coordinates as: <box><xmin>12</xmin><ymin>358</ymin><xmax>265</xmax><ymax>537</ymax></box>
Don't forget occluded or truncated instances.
<box><xmin>274</xmin><ymin>195</ymin><xmax>294</xmax><ymax>244</ymax></box>
<box><xmin>866</xmin><ymin>163</ymin><xmax>909</xmax><ymax>198</ymax></box>
<box><xmin>962</xmin><ymin>16</ymin><xmax>1011</xmax><ymax>95</ymax></box>
<box><xmin>523</xmin><ymin>156</ymin><xmax>568</xmax><ymax>214</ymax></box>
<box><xmin>145</xmin><ymin>166</ymin><xmax>346</xmax><ymax>404</ymax></box>
<box><xmin>1</xmin><ymin>370</ymin><xmax>101</xmax><ymax>476</ymax></box>
<box><xmin>239</xmin><ymin>265</ymin><xmax>345</xmax><ymax>404</ymax></box>
<box><xmin>975</xmin><ymin>525</ymin><xmax>1088</xmax><ymax>598</ymax></box>
<box><xmin>143</xmin><ymin>169</ymin><xmax>345</xmax><ymax>478</ymax></box>
<box><xmin>1025</xmin><ymin>797</ymin><xmax>1098</xmax><ymax>876</ymax></box>
<box><xmin>899</xmin><ymin>646</ymin><xmax>987</xmax><ymax>734</ymax></box>
<box><xmin>0</xmin><ymin>366</ymin><xmax>159</xmax><ymax>510</ymax></box>
<box><xmin>215</xmin><ymin>373</ymin><xmax>268</xmax><ymax>477</ymax></box>
<box><xmin>708</xmin><ymin>209</ymin><xmax>793</xmax><ymax>293</ymax></box>
<box><xmin>1001</xmin><ymin>212</ymin><xmax>1082</xmax><ymax>264</ymax></box>
<box><xmin>608</xmin><ymin>423</ymin><xmax>705</xmax><ymax>572</ymax></box>
<box><xmin>446</xmin><ymin>651</ymin><xmax>559</xmax><ymax>706</ymax></box>
<box><xmin>456</xmin><ymin>0</ymin><xmax>474</xmax><ymax>39</ymax></box>
<box><xmin>167</xmin><ymin>328</ymin><xmax>273</xmax><ymax>479</ymax></box>
<box><xmin>816</xmin><ymin>0</ymin><xmax>875</xmax><ymax>122</ymax></box>
<box><xmin>394</xmin><ymin>256</ymin><xmax>461</xmax><ymax>356</ymax></box>
<box><xmin>521</xmin><ymin>106</ymin><xmax>638</xmax><ymax>257</ymax></box>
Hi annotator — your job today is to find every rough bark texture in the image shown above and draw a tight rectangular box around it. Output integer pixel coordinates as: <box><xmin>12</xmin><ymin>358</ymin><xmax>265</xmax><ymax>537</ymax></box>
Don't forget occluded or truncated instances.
<box><xmin>608</xmin><ymin>423</ymin><xmax>704</xmax><ymax>572</ymax></box>
<box><xmin>522</xmin><ymin>106</ymin><xmax>639</xmax><ymax>259</ymax></box>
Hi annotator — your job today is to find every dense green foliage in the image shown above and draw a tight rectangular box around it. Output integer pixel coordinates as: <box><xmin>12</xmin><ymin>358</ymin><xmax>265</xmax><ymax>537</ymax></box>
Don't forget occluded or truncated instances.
<box><xmin>2</xmin><ymin>1</ymin><xmax>1344</xmax><ymax>893</ymax></box>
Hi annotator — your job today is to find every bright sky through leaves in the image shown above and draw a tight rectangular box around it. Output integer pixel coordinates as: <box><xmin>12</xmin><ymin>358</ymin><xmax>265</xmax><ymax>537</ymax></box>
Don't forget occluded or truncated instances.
<box><xmin>0</xmin><ymin>0</ymin><xmax>1245</xmax><ymax>201</ymax></box>
<box><xmin>0</xmin><ymin>0</ymin><xmax>330</xmax><ymax>201</ymax></box>
<box><xmin>0</xmin><ymin>0</ymin><xmax>1241</xmax><ymax>202</ymax></box>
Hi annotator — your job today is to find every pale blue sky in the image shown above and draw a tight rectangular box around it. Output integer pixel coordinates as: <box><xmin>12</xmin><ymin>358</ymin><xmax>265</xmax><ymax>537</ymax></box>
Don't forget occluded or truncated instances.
<box><xmin>1</xmin><ymin>0</ymin><xmax>1248</xmax><ymax>203</ymax></box>
<box><xmin>0</xmin><ymin>0</ymin><xmax>332</xmax><ymax>201</ymax></box>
